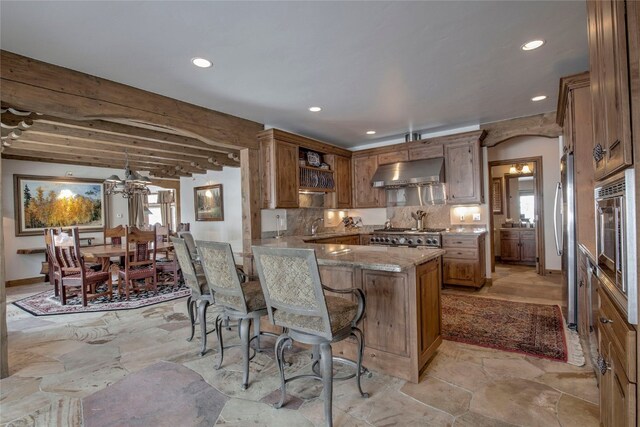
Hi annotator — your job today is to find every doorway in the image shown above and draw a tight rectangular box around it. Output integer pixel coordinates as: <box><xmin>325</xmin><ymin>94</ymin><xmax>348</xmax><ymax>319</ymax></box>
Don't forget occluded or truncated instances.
<box><xmin>488</xmin><ymin>157</ymin><xmax>545</xmax><ymax>275</ymax></box>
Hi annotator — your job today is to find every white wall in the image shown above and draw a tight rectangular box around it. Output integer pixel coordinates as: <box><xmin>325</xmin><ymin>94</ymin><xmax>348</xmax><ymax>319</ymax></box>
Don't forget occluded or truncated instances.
<box><xmin>180</xmin><ymin>168</ymin><xmax>242</xmax><ymax>253</ymax></box>
<box><xmin>2</xmin><ymin>159</ymin><xmax>129</xmax><ymax>281</ymax></box>
<box><xmin>487</xmin><ymin>136</ymin><xmax>562</xmax><ymax>270</ymax></box>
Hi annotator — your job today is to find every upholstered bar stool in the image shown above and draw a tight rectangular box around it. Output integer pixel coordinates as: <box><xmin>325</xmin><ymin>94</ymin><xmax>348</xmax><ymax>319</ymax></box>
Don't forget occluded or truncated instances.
<box><xmin>197</xmin><ymin>240</ymin><xmax>274</xmax><ymax>390</ymax></box>
<box><xmin>252</xmin><ymin>246</ymin><xmax>369</xmax><ymax>427</ymax></box>
<box><xmin>172</xmin><ymin>236</ymin><xmax>215</xmax><ymax>355</ymax></box>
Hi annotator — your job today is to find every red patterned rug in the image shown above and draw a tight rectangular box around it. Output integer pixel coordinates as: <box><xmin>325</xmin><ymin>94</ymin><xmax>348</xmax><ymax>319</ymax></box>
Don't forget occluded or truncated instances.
<box><xmin>13</xmin><ymin>283</ymin><xmax>190</xmax><ymax>316</ymax></box>
<box><xmin>441</xmin><ymin>294</ymin><xmax>568</xmax><ymax>362</ymax></box>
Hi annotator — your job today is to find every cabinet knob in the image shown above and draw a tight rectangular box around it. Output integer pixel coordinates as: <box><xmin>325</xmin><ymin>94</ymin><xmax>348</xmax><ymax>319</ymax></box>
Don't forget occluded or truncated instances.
<box><xmin>593</xmin><ymin>143</ymin><xmax>607</xmax><ymax>162</ymax></box>
<box><xmin>596</xmin><ymin>354</ymin><xmax>611</xmax><ymax>375</ymax></box>
<box><xmin>579</xmin><ymin>279</ymin><xmax>584</xmax><ymax>288</ymax></box>
<box><xmin>599</xmin><ymin>317</ymin><xmax>613</xmax><ymax>324</ymax></box>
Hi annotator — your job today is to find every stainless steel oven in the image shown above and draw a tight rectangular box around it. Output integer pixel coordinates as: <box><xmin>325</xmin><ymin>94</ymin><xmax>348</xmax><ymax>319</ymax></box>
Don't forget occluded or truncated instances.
<box><xmin>595</xmin><ymin>168</ymin><xmax>637</xmax><ymax>324</ymax></box>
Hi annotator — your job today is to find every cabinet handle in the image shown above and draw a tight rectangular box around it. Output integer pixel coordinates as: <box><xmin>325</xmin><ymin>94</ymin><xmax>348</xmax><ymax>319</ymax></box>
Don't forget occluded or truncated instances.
<box><xmin>597</xmin><ymin>354</ymin><xmax>611</xmax><ymax>375</ymax></box>
<box><xmin>599</xmin><ymin>317</ymin><xmax>613</xmax><ymax>324</ymax></box>
<box><xmin>593</xmin><ymin>143</ymin><xmax>607</xmax><ymax>162</ymax></box>
<box><xmin>579</xmin><ymin>279</ymin><xmax>584</xmax><ymax>288</ymax></box>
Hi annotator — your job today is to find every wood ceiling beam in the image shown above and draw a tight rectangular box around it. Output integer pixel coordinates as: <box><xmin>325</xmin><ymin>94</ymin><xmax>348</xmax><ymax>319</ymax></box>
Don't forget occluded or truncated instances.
<box><xmin>6</xmin><ymin>142</ymin><xmax>216</xmax><ymax>174</ymax></box>
<box><xmin>0</xmin><ymin>51</ymin><xmax>262</xmax><ymax>150</ymax></box>
<box><xmin>1</xmin><ymin>152</ymin><xmax>192</xmax><ymax>177</ymax></box>
<box><xmin>26</xmin><ymin>122</ymin><xmax>239</xmax><ymax>167</ymax></box>
<box><xmin>15</xmin><ymin>132</ymin><xmax>225</xmax><ymax>169</ymax></box>
<box><xmin>481</xmin><ymin>112</ymin><xmax>562</xmax><ymax>147</ymax></box>
<box><xmin>34</xmin><ymin>115</ymin><xmax>239</xmax><ymax>156</ymax></box>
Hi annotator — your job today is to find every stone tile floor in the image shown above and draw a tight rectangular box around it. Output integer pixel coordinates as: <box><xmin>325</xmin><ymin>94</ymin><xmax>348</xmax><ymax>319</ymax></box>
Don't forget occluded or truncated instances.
<box><xmin>1</xmin><ymin>266</ymin><xmax>598</xmax><ymax>426</ymax></box>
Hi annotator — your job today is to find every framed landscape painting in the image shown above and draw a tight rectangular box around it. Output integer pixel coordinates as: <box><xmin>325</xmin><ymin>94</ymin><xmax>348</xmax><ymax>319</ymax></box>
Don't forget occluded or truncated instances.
<box><xmin>194</xmin><ymin>184</ymin><xmax>224</xmax><ymax>221</ymax></box>
<box><xmin>14</xmin><ymin>175</ymin><xmax>107</xmax><ymax>236</ymax></box>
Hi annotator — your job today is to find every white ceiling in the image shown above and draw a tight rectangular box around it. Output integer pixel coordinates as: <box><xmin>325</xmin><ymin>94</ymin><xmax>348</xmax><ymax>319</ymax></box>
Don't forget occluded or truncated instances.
<box><xmin>0</xmin><ymin>1</ymin><xmax>588</xmax><ymax>148</ymax></box>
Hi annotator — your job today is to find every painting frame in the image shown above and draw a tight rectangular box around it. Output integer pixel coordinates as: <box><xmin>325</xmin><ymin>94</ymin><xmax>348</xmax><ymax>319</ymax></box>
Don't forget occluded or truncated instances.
<box><xmin>194</xmin><ymin>184</ymin><xmax>224</xmax><ymax>222</ymax></box>
<box><xmin>14</xmin><ymin>174</ymin><xmax>109</xmax><ymax>237</ymax></box>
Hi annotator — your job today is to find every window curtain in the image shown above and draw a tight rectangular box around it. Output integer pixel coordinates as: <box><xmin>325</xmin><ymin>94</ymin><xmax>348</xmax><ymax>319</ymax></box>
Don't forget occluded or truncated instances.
<box><xmin>158</xmin><ymin>190</ymin><xmax>175</xmax><ymax>230</ymax></box>
<box><xmin>128</xmin><ymin>193</ymin><xmax>147</xmax><ymax>227</ymax></box>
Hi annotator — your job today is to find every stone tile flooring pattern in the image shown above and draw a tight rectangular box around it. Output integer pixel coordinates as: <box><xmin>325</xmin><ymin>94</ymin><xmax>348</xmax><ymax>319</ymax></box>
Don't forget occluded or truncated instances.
<box><xmin>1</xmin><ymin>265</ymin><xmax>598</xmax><ymax>426</ymax></box>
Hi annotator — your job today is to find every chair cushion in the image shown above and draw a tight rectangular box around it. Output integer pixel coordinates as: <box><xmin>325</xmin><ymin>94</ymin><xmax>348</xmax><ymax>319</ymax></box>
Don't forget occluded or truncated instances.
<box><xmin>62</xmin><ymin>270</ymin><xmax>110</xmax><ymax>285</ymax></box>
<box><xmin>272</xmin><ymin>295</ymin><xmax>357</xmax><ymax>335</ymax></box>
<box><xmin>214</xmin><ymin>280</ymin><xmax>266</xmax><ymax>313</ymax></box>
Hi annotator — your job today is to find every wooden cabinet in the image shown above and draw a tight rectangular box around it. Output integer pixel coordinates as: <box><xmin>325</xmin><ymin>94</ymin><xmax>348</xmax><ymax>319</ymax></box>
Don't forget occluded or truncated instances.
<box><xmin>442</xmin><ymin>234</ymin><xmax>486</xmax><ymax>288</ymax></box>
<box><xmin>596</xmin><ymin>285</ymin><xmax>638</xmax><ymax>427</ymax></box>
<box><xmin>409</xmin><ymin>142</ymin><xmax>443</xmax><ymax>160</ymax></box>
<box><xmin>587</xmin><ymin>0</ymin><xmax>633</xmax><ymax>180</ymax></box>
<box><xmin>261</xmin><ymin>139</ymin><xmax>299</xmax><ymax>208</ymax></box>
<box><xmin>359</xmin><ymin>234</ymin><xmax>372</xmax><ymax>246</ymax></box>
<box><xmin>499</xmin><ymin>229</ymin><xmax>536</xmax><ymax>265</ymax></box>
<box><xmin>558</xmin><ymin>73</ymin><xmax>597</xmax><ymax>257</ymax></box>
<box><xmin>352</xmin><ymin>155</ymin><xmax>385</xmax><ymax>208</ymax></box>
<box><xmin>577</xmin><ymin>248</ymin><xmax>590</xmax><ymax>340</ymax></box>
<box><xmin>378</xmin><ymin>150</ymin><xmax>408</xmax><ymax>165</ymax></box>
<box><xmin>444</xmin><ymin>139</ymin><xmax>483</xmax><ymax>204</ymax></box>
<box><xmin>325</xmin><ymin>154</ymin><xmax>352</xmax><ymax>209</ymax></box>
<box><xmin>310</xmin><ymin>234</ymin><xmax>360</xmax><ymax>245</ymax></box>
<box><xmin>416</xmin><ymin>259</ymin><xmax>442</xmax><ymax>367</ymax></box>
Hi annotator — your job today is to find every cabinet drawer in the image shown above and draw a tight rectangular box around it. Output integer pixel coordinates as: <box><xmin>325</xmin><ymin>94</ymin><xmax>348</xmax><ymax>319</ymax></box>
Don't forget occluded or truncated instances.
<box><xmin>443</xmin><ymin>248</ymin><xmax>478</xmax><ymax>260</ymax></box>
<box><xmin>598</xmin><ymin>287</ymin><xmax>637</xmax><ymax>382</ymax></box>
<box><xmin>519</xmin><ymin>230</ymin><xmax>536</xmax><ymax>240</ymax></box>
<box><xmin>408</xmin><ymin>144</ymin><xmax>443</xmax><ymax>160</ymax></box>
<box><xmin>378</xmin><ymin>151</ymin><xmax>408</xmax><ymax>165</ymax></box>
<box><xmin>442</xmin><ymin>235</ymin><xmax>477</xmax><ymax>248</ymax></box>
<box><xmin>500</xmin><ymin>230</ymin><xmax>520</xmax><ymax>240</ymax></box>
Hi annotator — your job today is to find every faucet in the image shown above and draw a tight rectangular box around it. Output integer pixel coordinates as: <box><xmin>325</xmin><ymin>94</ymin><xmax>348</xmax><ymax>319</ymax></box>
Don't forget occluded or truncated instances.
<box><xmin>311</xmin><ymin>217</ymin><xmax>324</xmax><ymax>236</ymax></box>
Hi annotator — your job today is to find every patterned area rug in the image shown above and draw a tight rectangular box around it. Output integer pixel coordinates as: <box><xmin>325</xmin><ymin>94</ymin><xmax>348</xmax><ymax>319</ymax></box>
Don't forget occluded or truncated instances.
<box><xmin>441</xmin><ymin>294</ymin><xmax>568</xmax><ymax>362</ymax></box>
<box><xmin>13</xmin><ymin>282</ymin><xmax>191</xmax><ymax>316</ymax></box>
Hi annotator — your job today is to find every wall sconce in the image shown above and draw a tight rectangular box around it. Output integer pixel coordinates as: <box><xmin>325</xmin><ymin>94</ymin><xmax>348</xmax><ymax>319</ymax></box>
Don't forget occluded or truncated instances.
<box><xmin>509</xmin><ymin>163</ymin><xmax>532</xmax><ymax>174</ymax></box>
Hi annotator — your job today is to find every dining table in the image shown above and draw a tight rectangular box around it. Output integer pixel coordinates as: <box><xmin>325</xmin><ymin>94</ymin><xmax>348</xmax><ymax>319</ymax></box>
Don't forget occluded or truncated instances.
<box><xmin>82</xmin><ymin>242</ymin><xmax>174</xmax><ymax>272</ymax></box>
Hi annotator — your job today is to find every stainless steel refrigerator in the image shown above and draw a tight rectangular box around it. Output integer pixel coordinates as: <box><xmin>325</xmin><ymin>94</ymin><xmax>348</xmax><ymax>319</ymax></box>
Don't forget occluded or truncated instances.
<box><xmin>554</xmin><ymin>153</ymin><xmax>577</xmax><ymax>328</ymax></box>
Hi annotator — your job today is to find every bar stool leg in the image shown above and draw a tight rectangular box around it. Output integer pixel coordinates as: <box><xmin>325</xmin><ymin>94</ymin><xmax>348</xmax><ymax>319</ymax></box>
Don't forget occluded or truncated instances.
<box><xmin>198</xmin><ymin>300</ymin><xmax>210</xmax><ymax>356</ymax></box>
<box><xmin>215</xmin><ymin>315</ymin><xmax>225</xmax><ymax>369</ymax></box>
<box><xmin>240</xmin><ymin>317</ymin><xmax>251</xmax><ymax>390</ymax></box>
<box><xmin>353</xmin><ymin>327</ymin><xmax>369</xmax><ymax>398</ymax></box>
<box><xmin>320</xmin><ymin>342</ymin><xmax>333</xmax><ymax>427</ymax></box>
<box><xmin>186</xmin><ymin>296</ymin><xmax>196</xmax><ymax>342</ymax></box>
<box><xmin>274</xmin><ymin>333</ymin><xmax>292</xmax><ymax>409</ymax></box>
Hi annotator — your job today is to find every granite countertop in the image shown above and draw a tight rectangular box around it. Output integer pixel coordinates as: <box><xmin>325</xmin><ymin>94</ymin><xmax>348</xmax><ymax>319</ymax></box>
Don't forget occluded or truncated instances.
<box><xmin>499</xmin><ymin>227</ymin><xmax>536</xmax><ymax>231</ymax></box>
<box><xmin>251</xmin><ymin>235</ymin><xmax>445</xmax><ymax>272</ymax></box>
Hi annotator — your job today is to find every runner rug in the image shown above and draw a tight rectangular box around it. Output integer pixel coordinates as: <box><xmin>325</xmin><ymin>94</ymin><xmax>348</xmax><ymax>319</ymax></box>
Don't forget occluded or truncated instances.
<box><xmin>441</xmin><ymin>293</ymin><xmax>569</xmax><ymax>363</ymax></box>
<box><xmin>13</xmin><ymin>283</ymin><xmax>191</xmax><ymax>316</ymax></box>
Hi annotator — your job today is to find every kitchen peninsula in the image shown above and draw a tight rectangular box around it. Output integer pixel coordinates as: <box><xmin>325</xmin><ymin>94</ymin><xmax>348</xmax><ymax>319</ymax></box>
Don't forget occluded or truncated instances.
<box><xmin>252</xmin><ymin>233</ymin><xmax>445</xmax><ymax>383</ymax></box>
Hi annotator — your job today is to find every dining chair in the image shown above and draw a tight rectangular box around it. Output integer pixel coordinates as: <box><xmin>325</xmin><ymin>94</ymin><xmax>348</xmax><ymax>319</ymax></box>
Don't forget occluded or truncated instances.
<box><xmin>155</xmin><ymin>224</ymin><xmax>179</xmax><ymax>286</ymax></box>
<box><xmin>252</xmin><ymin>245</ymin><xmax>368</xmax><ymax>427</ymax></box>
<box><xmin>51</xmin><ymin>227</ymin><xmax>113</xmax><ymax>306</ymax></box>
<box><xmin>177</xmin><ymin>231</ymin><xmax>198</xmax><ymax>261</ymax></box>
<box><xmin>118</xmin><ymin>226</ymin><xmax>157</xmax><ymax>299</ymax></box>
<box><xmin>176</xmin><ymin>222</ymin><xmax>190</xmax><ymax>233</ymax></box>
<box><xmin>44</xmin><ymin>228</ymin><xmax>61</xmax><ymax>297</ymax></box>
<box><xmin>197</xmin><ymin>240</ymin><xmax>274</xmax><ymax>390</ymax></box>
<box><xmin>172</xmin><ymin>236</ymin><xmax>215</xmax><ymax>355</ymax></box>
<box><xmin>104</xmin><ymin>224</ymin><xmax>126</xmax><ymax>266</ymax></box>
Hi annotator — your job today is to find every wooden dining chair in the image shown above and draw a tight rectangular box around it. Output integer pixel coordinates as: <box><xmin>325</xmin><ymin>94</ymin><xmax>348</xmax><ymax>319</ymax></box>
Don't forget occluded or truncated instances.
<box><xmin>176</xmin><ymin>222</ymin><xmax>190</xmax><ymax>233</ymax></box>
<box><xmin>118</xmin><ymin>226</ymin><xmax>157</xmax><ymax>299</ymax></box>
<box><xmin>52</xmin><ymin>227</ymin><xmax>113</xmax><ymax>306</ymax></box>
<box><xmin>44</xmin><ymin>228</ymin><xmax>62</xmax><ymax>297</ymax></box>
<box><xmin>155</xmin><ymin>224</ymin><xmax>179</xmax><ymax>286</ymax></box>
<box><xmin>104</xmin><ymin>224</ymin><xmax>126</xmax><ymax>266</ymax></box>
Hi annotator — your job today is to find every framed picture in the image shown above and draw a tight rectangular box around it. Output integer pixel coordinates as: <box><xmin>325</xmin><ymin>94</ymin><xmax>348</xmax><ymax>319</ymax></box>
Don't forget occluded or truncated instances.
<box><xmin>194</xmin><ymin>184</ymin><xmax>224</xmax><ymax>221</ymax></box>
<box><xmin>14</xmin><ymin>175</ymin><xmax>108</xmax><ymax>236</ymax></box>
<box><xmin>491</xmin><ymin>177</ymin><xmax>503</xmax><ymax>214</ymax></box>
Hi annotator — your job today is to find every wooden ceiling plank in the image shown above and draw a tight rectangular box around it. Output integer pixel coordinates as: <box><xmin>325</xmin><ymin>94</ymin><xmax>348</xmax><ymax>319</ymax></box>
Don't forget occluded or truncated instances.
<box><xmin>16</xmin><ymin>133</ymin><xmax>229</xmax><ymax>168</ymax></box>
<box><xmin>35</xmin><ymin>115</ymin><xmax>239</xmax><ymax>155</ymax></box>
<box><xmin>6</xmin><ymin>143</ymin><xmax>217</xmax><ymax>173</ymax></box>
<box><xmin>27</xmin><ymin>122</ymin><xmax>239</xmax><ymax>166</ymax></box>
<box><xmin>1</xmin><ymin>152</ymin><xmax>193</xmax><ymax>177</ymax></box>
<box><xmin>0</xmin><ymin>51</ymin><xmax>262</xmax><ymax>150</ymax></box>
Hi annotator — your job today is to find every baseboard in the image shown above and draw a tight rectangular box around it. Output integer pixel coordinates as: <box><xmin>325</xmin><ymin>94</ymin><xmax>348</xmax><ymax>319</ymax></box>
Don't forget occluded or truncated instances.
<box><xmin>544</xmin><ymin>269</ymin><xmax>562</xmax><ymax>276</ymax></box>
<box><xmin>6</xmin><ymin>276</ymin><xmax>45</xmax><ymax>287</ymax></box>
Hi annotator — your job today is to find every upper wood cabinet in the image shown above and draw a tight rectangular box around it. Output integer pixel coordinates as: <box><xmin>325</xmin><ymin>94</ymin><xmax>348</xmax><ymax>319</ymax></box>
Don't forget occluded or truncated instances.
<box><xmin>444</xmin><ymin>138</ymin><xmax>483</xmax><ymax>204</ymax></box>
<box><xmin>378</xmin><ymin>150</ymin><xmax>408</xmax><ymax>165</ymax></box>
<box><xmin>409</xmin><ymin>143</ymin><xmax>444</xmax><ymax>160</ymax></box>
<box><xmin>352</xmin><ymin>155</ymin><xmax>385</xmax><ymax>208</ymax></box>
<box><xmin>557</xmin><ymin>72</ymin><xmax>596</xmax><ymax>257</ymax></box>
<box><xmin>258</xmin><ymin>128</ymin><xmax>352</xmax><ymax>209</ymax></box>
<box><xmin>587</xmin><ymin>0</ymin><xmax>633</xmax><ymax>180</ymax></box>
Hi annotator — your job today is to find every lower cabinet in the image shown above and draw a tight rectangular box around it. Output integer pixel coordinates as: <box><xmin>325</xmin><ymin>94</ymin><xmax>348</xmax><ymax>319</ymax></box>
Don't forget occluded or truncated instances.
<box><xmin>499</xmin><ymin>229</ymin><xmax>536</xmax><ymax>265</ymax></box>
<box><xmin>311</xmin><ymin>234</ymin><xmax>360</xmax><ymax>245</ymax></box>
<box><xmin>442</xmin><ymin>234</ymin><xmax>486</xmax><ymax>288</ymax></box>
<box><xmin>597</xmin><ymin>285</ymin><xmax>638</xmax><ymax>427</ymax></box>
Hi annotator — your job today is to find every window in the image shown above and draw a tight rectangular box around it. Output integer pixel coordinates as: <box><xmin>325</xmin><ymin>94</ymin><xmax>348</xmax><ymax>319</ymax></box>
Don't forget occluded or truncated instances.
<box><xmin>146</xmin><ymin>190</ymin><xmax>176</xmax><ymax>228</ymax></box>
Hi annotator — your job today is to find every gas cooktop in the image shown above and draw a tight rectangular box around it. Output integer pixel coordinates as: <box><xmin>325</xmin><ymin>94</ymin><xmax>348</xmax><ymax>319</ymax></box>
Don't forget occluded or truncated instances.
<box><xmin>369</xmin><ymin>227</ymin><xmax>444</xmax><ymax>247</ymax></box>
<box><xmin>373</xmin><ymin>227</ymin><xmax>446</xmax><ymax>234</ymax></box>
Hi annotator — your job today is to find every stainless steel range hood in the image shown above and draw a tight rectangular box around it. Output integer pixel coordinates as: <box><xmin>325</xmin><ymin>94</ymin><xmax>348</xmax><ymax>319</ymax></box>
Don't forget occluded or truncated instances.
<box><xmin>371</xmin><ymin>158</ymin><xmax>445</xmax><ymax>188</ymax></box>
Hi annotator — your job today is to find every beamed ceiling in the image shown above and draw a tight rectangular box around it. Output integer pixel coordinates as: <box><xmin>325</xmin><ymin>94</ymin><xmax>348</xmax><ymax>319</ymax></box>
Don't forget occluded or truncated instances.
<box><xmin>0</xmin><ymin>107</ymin><xmax>241</xmax><ymax>179</ymax></box>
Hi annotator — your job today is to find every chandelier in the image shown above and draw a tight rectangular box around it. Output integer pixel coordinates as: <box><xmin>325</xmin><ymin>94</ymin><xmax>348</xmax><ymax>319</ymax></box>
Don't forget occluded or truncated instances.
<box><xmin>104</xmin><ymin>152</ymin><xmax>152</xmax><ymax>198</ymax></box>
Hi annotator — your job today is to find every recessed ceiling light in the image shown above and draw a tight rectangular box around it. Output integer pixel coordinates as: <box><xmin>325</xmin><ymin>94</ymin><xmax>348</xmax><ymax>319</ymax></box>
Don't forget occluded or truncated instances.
<box><xmin>191</xmin><ymin>57</ymin><xmax>212</xmax><ymax>68</ymax></box>
<box><xmin>531</xmin><ymin>95</ymin><xmax>547</xmax><ymax>102</ymax></box>
<box><xmin>521</xmin><ymin>40</ymin><xmax>545</xmax><ymax>51</ymax></box>
<box><xmin>308</xmin><ymin>106</ymin><xmax>322</xmax><ymax>112</ymax></box>
<box><xmin>366</xmin><ymin>130</ymin><xmax>376</xmax><ymax>135</ymax></box>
